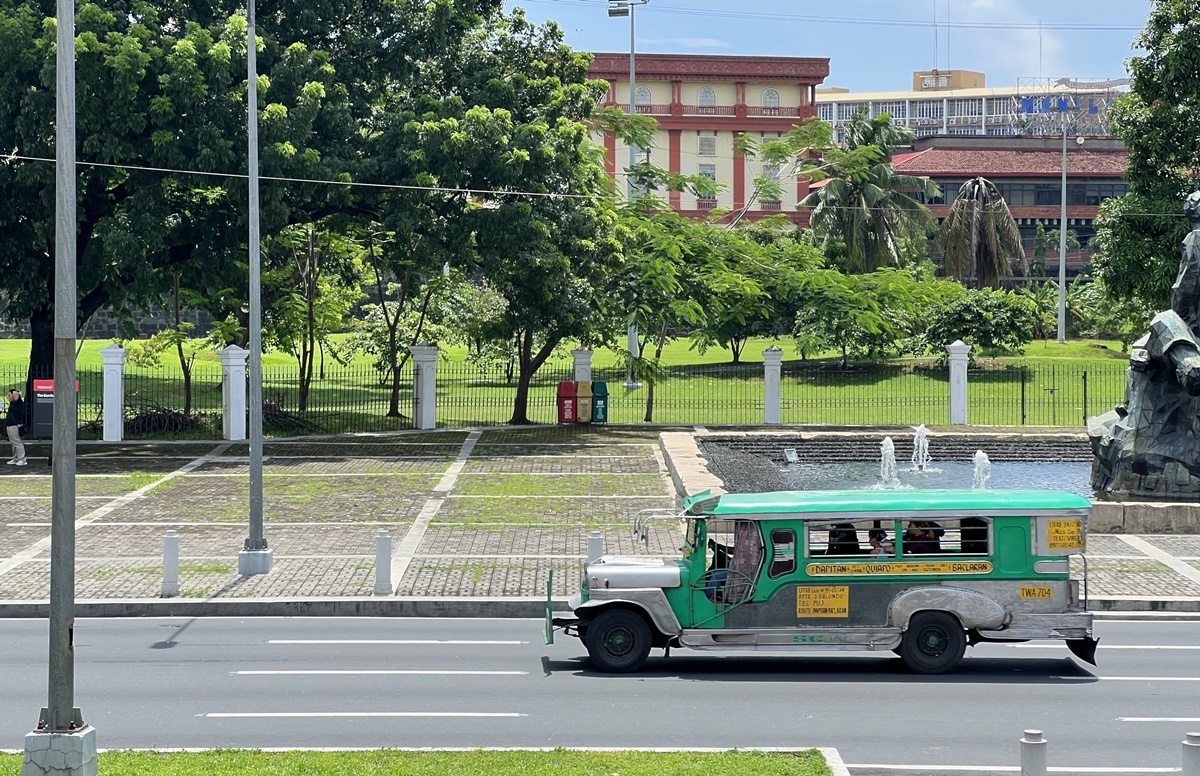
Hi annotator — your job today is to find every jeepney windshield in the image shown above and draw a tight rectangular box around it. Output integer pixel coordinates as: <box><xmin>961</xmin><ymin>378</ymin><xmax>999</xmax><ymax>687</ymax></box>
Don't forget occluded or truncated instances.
<box><xmin>682</xmin><ymin>519</ymin><xmax>701</xmax><ymax>558</ymax></box>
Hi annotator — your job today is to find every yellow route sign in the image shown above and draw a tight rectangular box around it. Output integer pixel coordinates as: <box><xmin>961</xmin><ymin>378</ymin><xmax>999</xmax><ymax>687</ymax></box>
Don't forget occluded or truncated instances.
<box><xmin>796</xmin><ymin>586</ymin><xmax>849</xmax><ymax>618</ymax></box>
<box><xmin>1046</xmin><ymin>520</ymin><xmax>1084</xmax><ymax>550</ymax></box>
<box><xmin>806</xmin><ymin>561</ymin><xmax>993</xmax><ymax>576</ymax></box>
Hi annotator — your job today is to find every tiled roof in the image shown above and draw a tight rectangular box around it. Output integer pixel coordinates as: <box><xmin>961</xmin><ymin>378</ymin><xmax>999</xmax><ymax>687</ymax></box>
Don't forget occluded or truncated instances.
<box><xmin>892</xmin><ymin>147</ymin><xmax>1127</xmax><ymax>177</ymax></box>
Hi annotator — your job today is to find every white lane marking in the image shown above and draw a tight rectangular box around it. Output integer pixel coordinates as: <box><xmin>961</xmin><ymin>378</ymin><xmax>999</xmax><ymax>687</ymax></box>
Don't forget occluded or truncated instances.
<box><xmin>201</xmin><ymin>714</ymin><xmax>525</xmax><ymax>719</ymax></box>
<box><xmin>202</xmin><ymin>712</ymin><xmax>525</xmax><ymax>718</ymax></box>
<box><xmin>389</xmin><ymin>429</ymin><xmax>483</xmax><ymax>591</ymax></box>
<box><xmin>847</xmin><ymin>766</ymin><xmax>1178</xmax><ymax>773</ymax></box>
<box><xmin>446</xmin><ymin>494</ymin><xmax>670</xmax><ymax>499</ymax></box>
<box><xmin>1052</xmin><ymin>676</ymin><xmax>1200</xmax><ymax>681</ymax></box>
<box><xmin>1010</xmin><ymin>644</ymin><xmax>1200</xmax><ymax>650</ymax></box>
<box><xmin>0</xmin><ymin>442</ymin><xmax>231</xmax><ymax>578</ymax></box>
<box><xmin>236</xmin><ymin>670</ymin><xmax>527</xmax><ymax>676</ymax></box>
<box><xmin>267</xmin><ymin>639</ymin><xmax>524</xmax><ymax>645</ymax></box>
<box><xmin>1117</xmin><ymin>717</ymin><xmax>1200</xmax><ymax>722</ymax></box>
<box><xmin>0</xmin><ymin>496</ymin><xmax>113</xmax><ymax>500</ymax></box>
<box><xmin>1116</xmin><ymin>535</ymin><xmax>1200</xmax><ymax>586</ymax></box>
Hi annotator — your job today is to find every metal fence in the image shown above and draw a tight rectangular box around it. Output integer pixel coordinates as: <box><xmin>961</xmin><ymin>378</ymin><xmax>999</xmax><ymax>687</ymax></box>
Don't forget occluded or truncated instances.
<box><xmin>0</xmin><ymin>356</ymin><xmax>1132</xmax><ymax>436</ymax></box>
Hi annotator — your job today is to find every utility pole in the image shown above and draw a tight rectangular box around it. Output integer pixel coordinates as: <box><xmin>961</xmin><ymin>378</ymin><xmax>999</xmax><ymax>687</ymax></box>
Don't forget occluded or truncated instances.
<box><xmin>1056</xmin><ymin>110</ymin><xmax>1068</xmax><ymax>345</ymax></box>
<box><xmin>238</xmin><ymin>0</ymin><xmax>272</xmax><ymax>575</ymax></box>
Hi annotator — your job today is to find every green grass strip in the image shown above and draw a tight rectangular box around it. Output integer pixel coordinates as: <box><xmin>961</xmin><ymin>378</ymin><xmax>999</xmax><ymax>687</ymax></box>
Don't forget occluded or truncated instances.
<box><xmin>0</xmin><ymin>748</ymin><xmax>831</xmax><ymax>775</ymax></box>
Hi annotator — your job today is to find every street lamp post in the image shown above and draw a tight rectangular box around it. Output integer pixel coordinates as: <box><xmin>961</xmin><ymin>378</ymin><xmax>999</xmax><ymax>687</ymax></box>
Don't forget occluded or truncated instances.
<box><xmin>1056</xmin><ymin>110</ymin><xmax>1070</xmax><ymax>345</ymax></box>
<box><xmin>609</xmin><ymin>0</ymin><xmax>648</xmax><ymax>389</ymax></box>
<box><xmin>238</xmin><ymin>0</ymin><xmax>272</xmax><ymax>575</ymax></box>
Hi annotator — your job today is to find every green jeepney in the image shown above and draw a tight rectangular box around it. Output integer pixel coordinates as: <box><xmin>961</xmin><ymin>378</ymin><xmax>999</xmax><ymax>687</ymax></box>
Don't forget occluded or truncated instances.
<box><xmin>545</xmin><ymin>488</ymin><xmax>1097</xmax><ymax>674</ymax></box>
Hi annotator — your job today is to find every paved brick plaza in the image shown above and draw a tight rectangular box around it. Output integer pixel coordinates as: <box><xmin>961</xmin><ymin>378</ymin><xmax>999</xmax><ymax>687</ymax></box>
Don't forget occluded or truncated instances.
<box><xmin>1</xmin><ymin>426</ymin><xmax>1199</xmax><ymax>604</ymax></box>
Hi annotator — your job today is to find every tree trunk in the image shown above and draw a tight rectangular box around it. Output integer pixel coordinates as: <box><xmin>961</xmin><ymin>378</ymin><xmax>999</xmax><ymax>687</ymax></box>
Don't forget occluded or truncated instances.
<box><xmin>643</xmin><ymin>321</ymin><xmax>669</xmax><ymax>423</ymax></box>
<box><xmin>730</xmin><ymin>337</ymin><xmax>745</xmax><ymax>364</ymax></box>
<box><xmin>509</xmin><ymin>330</ymin><xmax>559</xmax><ymax>425</ymax></box>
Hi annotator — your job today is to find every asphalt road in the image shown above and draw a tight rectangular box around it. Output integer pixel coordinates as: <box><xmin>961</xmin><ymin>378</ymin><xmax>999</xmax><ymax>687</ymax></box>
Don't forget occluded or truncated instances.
<box><xmin>2</xmin><ymin>616</ymin><xmax>1197</xmax><ymax>773</ymax></box>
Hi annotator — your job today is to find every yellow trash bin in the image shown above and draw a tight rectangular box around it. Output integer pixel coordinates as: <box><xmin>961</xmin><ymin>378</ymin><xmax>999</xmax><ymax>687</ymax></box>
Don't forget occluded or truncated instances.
<box><xmin>576</xmin><ymin>381</ymin><xmax>593</xmax><ymax>425</ymax></box>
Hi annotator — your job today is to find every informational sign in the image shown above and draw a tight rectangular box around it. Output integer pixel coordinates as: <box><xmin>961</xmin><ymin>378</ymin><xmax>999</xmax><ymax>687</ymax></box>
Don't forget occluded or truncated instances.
<box><xmin>1019</xmin><ymin>586</ymin><xmax>1053</xmax><ymax>600</ymax></box>
<box><xmin>1046</xmin><ymin>520</ymin><xmax>1084</xmax><ymax>551</ymax></box>
<box><xmin>31</xmin><ymin>379</ymin><xmax>54</xmax><ymax>438</ymax></box>
<box><xmin>795</xmin><ymin>586</ymin><xmax>849</xmax><ymax>618</ymax></box>
<box><xmin>807</xmin><ymin>561</ymin><xmax>993</xmax><ymax>577</ymax></box>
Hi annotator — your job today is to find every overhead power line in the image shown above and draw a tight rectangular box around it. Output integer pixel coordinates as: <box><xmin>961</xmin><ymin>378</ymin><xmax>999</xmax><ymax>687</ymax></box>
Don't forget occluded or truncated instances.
<box><xmin>514</xmin><ymin>0</ymin><xmax>1144</xmax><ymax>32</ymax></box>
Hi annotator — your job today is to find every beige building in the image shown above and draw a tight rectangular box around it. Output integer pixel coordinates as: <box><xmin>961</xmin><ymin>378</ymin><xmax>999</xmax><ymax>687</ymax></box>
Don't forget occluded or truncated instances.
<box><xmin>911</xmin><ymin>69</ymin><xmax>986</xmax><ymax>91</ymax></box>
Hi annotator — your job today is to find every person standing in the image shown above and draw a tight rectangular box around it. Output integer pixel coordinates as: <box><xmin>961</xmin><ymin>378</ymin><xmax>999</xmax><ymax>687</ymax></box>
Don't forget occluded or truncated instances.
<box><xmin>5</xmin><ymin>388</ymin><xmax>26</xmax><ymax>466</ymax></box>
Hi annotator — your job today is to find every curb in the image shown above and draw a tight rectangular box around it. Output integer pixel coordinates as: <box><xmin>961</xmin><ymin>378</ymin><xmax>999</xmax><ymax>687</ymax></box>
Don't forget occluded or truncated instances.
<box><xmin>2</xmin><ymin>595</ymin><xmax>1200</xmax><ymax>619</ymax></box>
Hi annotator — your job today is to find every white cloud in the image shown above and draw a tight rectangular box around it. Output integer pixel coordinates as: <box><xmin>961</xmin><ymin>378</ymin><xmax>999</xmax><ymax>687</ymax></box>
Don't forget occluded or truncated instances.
<box><xmin>640</xmin><ymin>37</ymin><xmax>732</xmax><ymax>49</ymax></box>
<box><xmin>939</xmin><ymin>0</ymin><xmax>1069</xmax><ymax>84</ymax></box>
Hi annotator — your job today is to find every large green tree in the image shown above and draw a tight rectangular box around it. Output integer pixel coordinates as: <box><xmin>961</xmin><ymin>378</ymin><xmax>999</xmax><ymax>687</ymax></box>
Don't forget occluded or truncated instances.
<box><xmin>1092</xmin><ymin>0</ymin><xmax>1200</xmax><ymax>308</ymax></box>
<box><xmin>799</xmin><ymin>112</ymin><xmax>939</xmax><ymax>272</ymax></box>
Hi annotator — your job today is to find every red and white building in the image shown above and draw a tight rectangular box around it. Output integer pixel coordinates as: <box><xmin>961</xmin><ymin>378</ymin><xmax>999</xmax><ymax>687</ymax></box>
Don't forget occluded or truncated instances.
<box><xmin>587</xmin><ymin>53</ymin><xmax>830</xmax><ymax>225</ymax></box>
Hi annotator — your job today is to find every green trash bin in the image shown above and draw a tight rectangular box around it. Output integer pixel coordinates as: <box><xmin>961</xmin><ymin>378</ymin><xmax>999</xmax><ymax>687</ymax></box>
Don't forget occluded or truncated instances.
<box><xmin>592</xmin><ymin>380</ymin><xmax>608</xmax><ymax>423</ymax></box>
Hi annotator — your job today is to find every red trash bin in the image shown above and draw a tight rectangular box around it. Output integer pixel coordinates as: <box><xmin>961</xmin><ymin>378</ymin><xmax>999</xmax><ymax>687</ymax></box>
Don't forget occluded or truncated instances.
<box><xmin>557</xmin><ymin>381</ymin><xmax>577</xmax><ymax>424</ymax></box>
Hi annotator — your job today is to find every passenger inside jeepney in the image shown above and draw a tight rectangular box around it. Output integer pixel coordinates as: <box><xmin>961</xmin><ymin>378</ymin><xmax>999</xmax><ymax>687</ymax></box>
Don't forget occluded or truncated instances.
<box><xmin>705</xmin><ymin>537</ymin><xmax>731</xmax><ymax>600</ymax></box>
<box><xmin>903</xmin><ymin>521</ymin><xmax>944</xmax><ymax>554</ymax></box>
<box><xmin>826</xmin><ymin>523</ymin><xmax>862</xmax><ymax>555</ymax></box>
<box><xmin>868</xmin><ymin>529</ymin><xmax>894</xmax><ymax>557</ymax></box>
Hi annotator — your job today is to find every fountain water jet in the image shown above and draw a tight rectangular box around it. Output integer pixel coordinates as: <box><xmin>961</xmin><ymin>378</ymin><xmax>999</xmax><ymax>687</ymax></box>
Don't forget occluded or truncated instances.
<box><xmin>972</xmin><ymin>451</ymin><xmax>992</xmax><ymax>489</ymax></box>
<box><xmin>880</xmin><ymin>437</ymin><xmax>901</xmax><ymax>489</ymax></box>
<box><xmin>911</xmin><ymin>424</ymin><xmax>932</xmax><ymax>472</ymax></box>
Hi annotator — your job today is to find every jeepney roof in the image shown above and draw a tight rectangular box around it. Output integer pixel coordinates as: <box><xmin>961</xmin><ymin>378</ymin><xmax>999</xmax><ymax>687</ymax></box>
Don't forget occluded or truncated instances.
<box><xmin>684</xmin><ymin>489</ymin><xmax>1091</xmax><ymax>518</ymax></box>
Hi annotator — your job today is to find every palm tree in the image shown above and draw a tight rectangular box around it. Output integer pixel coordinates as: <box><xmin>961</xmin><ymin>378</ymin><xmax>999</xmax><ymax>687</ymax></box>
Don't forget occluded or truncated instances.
<box><xmin>800</xmin><ymin>113</ymin><xmax>939</xmax><ymax>272</ymax></box>
<box><xmin>933</xmin><ymin>177</ymin><xmax>1025</xmax><ymax>289</ymax></box>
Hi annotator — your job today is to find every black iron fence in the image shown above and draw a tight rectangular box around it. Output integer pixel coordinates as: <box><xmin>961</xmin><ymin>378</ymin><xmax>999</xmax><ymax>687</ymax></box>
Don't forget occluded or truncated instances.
<box><xmin>0</xmin><ymin>357</ymin><xmax>1131</xmax><ymax>435</ymax></box>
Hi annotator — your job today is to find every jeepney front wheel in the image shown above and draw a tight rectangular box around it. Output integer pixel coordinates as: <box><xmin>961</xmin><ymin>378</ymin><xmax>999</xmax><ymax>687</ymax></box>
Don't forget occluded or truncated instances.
<box><xmin>585</xmin><ymin>608</ymin><xmax>652</xmax><ymax>673</ymax></box>
<box><xmin>899</xmin><ymin>612</ymin><xmax>966</xmax><ymax>675</ymax></box>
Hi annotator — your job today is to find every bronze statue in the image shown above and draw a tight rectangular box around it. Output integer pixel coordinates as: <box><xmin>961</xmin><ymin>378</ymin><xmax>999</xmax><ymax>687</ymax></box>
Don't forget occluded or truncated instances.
<box><xmin>1088</xmin><ymin>191</ymin><xmax>1200</xmax><ymax>498</ymax></box>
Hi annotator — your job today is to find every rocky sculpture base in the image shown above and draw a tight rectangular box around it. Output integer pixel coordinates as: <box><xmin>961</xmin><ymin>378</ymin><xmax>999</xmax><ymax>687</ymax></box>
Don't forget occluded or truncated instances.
<box><xmin>1091</xmin><ymin>458</ymin><xmax>1200</xmax><ymax>501</ymax></box>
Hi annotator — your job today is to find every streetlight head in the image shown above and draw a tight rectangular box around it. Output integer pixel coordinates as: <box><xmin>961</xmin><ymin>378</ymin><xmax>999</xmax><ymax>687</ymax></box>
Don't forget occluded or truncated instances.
<box><xmin>1076</xmin><ymin>136</ymin><xmax>1086</xmax><ymax>146</ymax></box>
<box><xmin>608</xmin><ymin>5</ymin><xmax>630</xmax><ymax>16</ymax></box>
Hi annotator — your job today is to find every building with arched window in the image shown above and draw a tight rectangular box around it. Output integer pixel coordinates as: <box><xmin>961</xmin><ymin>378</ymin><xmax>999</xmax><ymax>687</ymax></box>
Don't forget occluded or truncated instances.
<box><xmin>589</xmin><ymin>52</ymin><xmax>830</xmax><ymax>226</ymax></box>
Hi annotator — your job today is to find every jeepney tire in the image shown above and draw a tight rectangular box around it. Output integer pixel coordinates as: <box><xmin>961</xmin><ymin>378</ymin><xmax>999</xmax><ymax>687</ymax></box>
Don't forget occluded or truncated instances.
<box><xmin>584</xmin><ymin>608</ymin><xmax>653</xmax><ymax>673</ymax></box>
<box><xmin>898</xmin><ymin>612</ymin><xmax>967</xmax><ymax>675</ymax></box>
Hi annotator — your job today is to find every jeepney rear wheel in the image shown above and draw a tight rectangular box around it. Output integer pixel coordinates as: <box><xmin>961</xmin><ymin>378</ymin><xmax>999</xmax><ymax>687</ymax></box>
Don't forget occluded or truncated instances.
<box><xmin>899</xmin><ymin>612</ymin><xmax>966</xmax><ymax>675</ymax></box>
<box><xmin>584</xmin><ymin>609</ymin><xmax>652</xmax><ymax>673</ymax></box>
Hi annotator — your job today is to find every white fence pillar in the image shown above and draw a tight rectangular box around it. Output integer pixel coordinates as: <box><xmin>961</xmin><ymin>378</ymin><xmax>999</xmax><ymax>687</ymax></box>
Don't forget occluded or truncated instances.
<box><xmin>219</xmin><ymin>345</ymin><xmax>249</xmax><ymax>441</ymax></box>
<box><xmin>763</xmin><ymin>346</ymin><xmax>783</xmax><ymax>425</ymax></box>
<box><xmin>100</xmin><ymin>343</ymin><xmax>126</xmax><ymax>442</ymax></box>
<box><xmin>161</xmin><ymin>529</ymin><xmax>180</xmax><ymax>598</ymax></box>
<box><xmin>408</xmin><ymin>344</ymin><xmax>439</xmax><ymax>430</ymax></box>
<box><xmin>947</xmin><ymin>340</ymin><xmax>972</xmax><ymax>426</ymax></box>
<box><xmin>571</xmin><ymin>348</ymin><xmax>593</xmax><ymax>383</ymax></box>
<box><xmin>374</xmin><ymin>529</ymin><xmax>392</xmax><ymax>596</ymax></box>
<box><xmin>1184</xmin><ymin>732</ymin><xmax>1200</xmax><ymax>776</ymax></box>
<box><xmin>1020</xmin><ymin>729</ymin><xmax>1047</xmax><ymax>776</ymax></box>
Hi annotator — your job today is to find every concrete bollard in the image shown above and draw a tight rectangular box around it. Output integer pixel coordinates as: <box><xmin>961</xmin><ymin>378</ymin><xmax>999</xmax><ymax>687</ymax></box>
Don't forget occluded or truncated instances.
<box><xmin>374</xmin><ymin>529</ymin><xmax>392</xmax><ymax>596</ymax></box>
<box><xmin>587</xmin><ymin>531</ymin><xmax>605</xmax><ymax>564</ymax></box>
<box><xmin>162</xmin><ymin>529</ymin><xmax>180</xmax><ymax>598</ymax></box>
<box><xmin>1184</xmin><ymin>732</ymin><xmax>1200</xmax><ymax>776</ymax></box>
<box><xmin>1021</xmin><ymin>730</ymin><xmax>1047</xmax><ymax>776</ymax></box>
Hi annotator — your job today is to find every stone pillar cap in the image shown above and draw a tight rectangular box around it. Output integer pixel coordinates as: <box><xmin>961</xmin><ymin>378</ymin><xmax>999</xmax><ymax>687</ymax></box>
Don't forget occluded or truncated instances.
<box><xmin>218</xmin><ymin>344</ymin><xmax>249</xmax><ymax>362</ymax></box>
<box><xmin>100</xmin><ymin>343</ymin><xmax>127</xmax><ymax>361</ymax></box>
<box><xmin>762</xmin><ymin>345</ymin><xmax>784</xmax><ymax>363</ymax></box>
<box><xmin>946</xmin><ymin>340</ymin><xmax>972</xmax><ymax>354</ymax></box>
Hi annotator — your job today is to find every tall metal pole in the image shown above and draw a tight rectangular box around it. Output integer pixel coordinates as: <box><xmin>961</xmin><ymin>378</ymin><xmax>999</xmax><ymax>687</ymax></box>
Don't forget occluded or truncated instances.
<box><xmin>245</xmin><ymin>0</ymin><xmax>267</xmax><ymax>554</ymax></box>
<box><xmin>1056</xmin><ymin>112</ymin><xmax>1068</xmax><ymax>345</ymax></box>
<box><xmin>624</xmin><ymin>1</ymin><xmax>642</xmax><ymax>386</ymax></box>
<box><xmin>48</xmin><ymin>0</ymin><xmax>79</xmax><ymax>732</ymax></box>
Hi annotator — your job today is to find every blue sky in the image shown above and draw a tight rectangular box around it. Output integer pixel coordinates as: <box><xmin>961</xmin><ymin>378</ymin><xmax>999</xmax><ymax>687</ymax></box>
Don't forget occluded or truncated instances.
<box><xmin>503</xmin><ymin>0</ymin><xmax>1152</xmax><ymax>91</ymax></box>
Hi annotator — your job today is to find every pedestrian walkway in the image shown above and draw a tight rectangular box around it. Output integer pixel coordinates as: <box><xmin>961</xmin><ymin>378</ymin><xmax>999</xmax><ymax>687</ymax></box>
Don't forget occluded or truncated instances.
<box><xmin>0</xmin><ymin>426</ymin><xmax>1198</xmax><ymax>610</ymax></box>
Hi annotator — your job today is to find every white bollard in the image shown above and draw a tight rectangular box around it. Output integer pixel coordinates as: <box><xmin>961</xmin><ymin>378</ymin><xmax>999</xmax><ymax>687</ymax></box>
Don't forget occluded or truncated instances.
<box><xmin>162</xmin><ymin>529</ymin><xmax>180</xmax><ymax>598</ymax></box>
<box><xmin>374</xmin><ymin>529</ymin><xmax>392</xmax><ymax>596</ymax></box>
<box><xmin>587</xmin><ymin>531</ymin><xmax>605</xmax><ymax>564</ymax></box>
<box><xmin>1184</xmin><ymin>732</ymin><xmax>1200</xmax><ymax>776</ymax></box>
<box><xmin>1021</xmin><ymin>729</ymin><xmax>1047</xmax><ymax>776</ymax></box>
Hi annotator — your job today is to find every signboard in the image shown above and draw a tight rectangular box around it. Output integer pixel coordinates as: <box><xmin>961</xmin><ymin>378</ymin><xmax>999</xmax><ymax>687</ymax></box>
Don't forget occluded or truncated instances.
<box><xmin>795</xmin><ymin>586</ymin><xmax>849</xmax><ymax>618</ymax></box>
<box><xmin>29</xmin><ymin>379</ymin><xmax>79</xmax><ymax>438</ymax></box>
<box><xmin>1046</xmin><ymin>520</ymin><xmax>1084</xmax><ymax>551</ymax></box>
<box><xmin>807</xmin><ymin>560</ymin><xmax>993</xmax><ymax>577</ymax></box>
<box><xmin>1020</xmin><ymin>586</ymin><xmax>1053</xmax><ymax>600</ymax></box>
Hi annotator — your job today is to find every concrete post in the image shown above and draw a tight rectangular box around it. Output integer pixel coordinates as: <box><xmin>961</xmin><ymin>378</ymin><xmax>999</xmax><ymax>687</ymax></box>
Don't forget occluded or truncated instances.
<box><xmin>408</xmin><ymin>344</ymin><xmax>438</xmax><ymax>430</ymax></box>
<box><xmin>218</xmin><ymin>346</ymin><xmax>249</xmax><ymax>441</ymax></box>
<box><xmin>947</xmin><ymin>340</ymin><xmax>972</xmax><ymax>425</ymax></box>
<box><xmin>571</xmin><ymin>349</ymin><xmax>593</xmax><ymax>383</ymax></box>
<box><xmin>763</xmin><ymin>346</ymin><xmax>783</xmax><ymax>425</ymax></box>
<box><xmin>1184</xmin><ymin>732</ymin><xmax>1200</xmax><ymax>776</ymax></box>
<box><xmin>22</xmin><ymin>722</ymin><xmax>97</xmax><ymax>776</ymax></box>
<box><xmin>374</xmin><ymin>529</ymin><xmax>392</xmax><ymax>596</ymax></box>
<box><xmin>1020</xmin><ymin>729</ymin><xmax>1047</xmax><ymax>776</ymax></box>
<box><xmin>161</xmin><ymin>530</ymin><xmax>179</xmax><ymax>598</ymax></box>
<box><xmin>587</xmin><ymin>531</ymin><xmax>605</xmax><ymax>563</ymax></box>
<box><xmin>99</xmin><ymin>344</ymin><xmax>126</xmax><ymax>442</ymax></box>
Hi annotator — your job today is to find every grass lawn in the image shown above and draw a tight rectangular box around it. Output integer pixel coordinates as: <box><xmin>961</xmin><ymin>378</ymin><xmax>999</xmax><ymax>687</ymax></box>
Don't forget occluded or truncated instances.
<box><xmin>0</xmin><ymin>749</ymin><xmax>831</xmax><ymax>775</ymax></box>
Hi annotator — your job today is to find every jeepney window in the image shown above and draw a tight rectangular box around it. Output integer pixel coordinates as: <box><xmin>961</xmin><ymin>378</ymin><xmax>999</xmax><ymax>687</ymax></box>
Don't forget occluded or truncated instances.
<box><xmin>683</xmin><ymin>519</ymin><xmax>701</xmax><ymax>558</ymax></box>
<box><xmin>768</xmin><ymin>529</ymin><xmax>796</xmax><ymax>578</ymax></box>
<box><xmin>897</xmin><ymin>517</ymin><xmax>991</xmax><ymax>556</ymax></box>
<box><xmin>807</xmin><ymin>520</ymin><xmax>878</xmax><ymax>557</ymax></box>
<box><xmin>730</xmin><ymin>521</ymin><xmax>765</xmax><ymax>583</ymax></box>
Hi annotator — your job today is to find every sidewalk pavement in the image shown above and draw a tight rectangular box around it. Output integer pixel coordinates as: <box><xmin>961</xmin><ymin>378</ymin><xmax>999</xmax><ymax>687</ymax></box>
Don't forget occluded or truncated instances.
<box><xmin>1</xmin><ymin>425</ymin><xmax>1199</xmax><ymax>617</ymax></box>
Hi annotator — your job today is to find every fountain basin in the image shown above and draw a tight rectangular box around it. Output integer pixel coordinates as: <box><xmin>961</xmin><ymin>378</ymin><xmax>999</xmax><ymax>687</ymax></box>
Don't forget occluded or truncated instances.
<box><xmin>659</xmin><ymin>429</ymin><xmax>1200</xmax><ymax>534</ymax></box>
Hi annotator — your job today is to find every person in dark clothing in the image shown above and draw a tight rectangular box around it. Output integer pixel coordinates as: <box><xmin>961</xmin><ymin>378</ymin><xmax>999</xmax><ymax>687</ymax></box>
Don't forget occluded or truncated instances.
<box><xmin>903</xmin><ymin>520</ymin><xmax>943</xmax><ymax>554</ymax></box>
<box><xmin>5</xmin><ymin>389</ymin><xmax>26</xmax><ymax>466</ymax></box>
